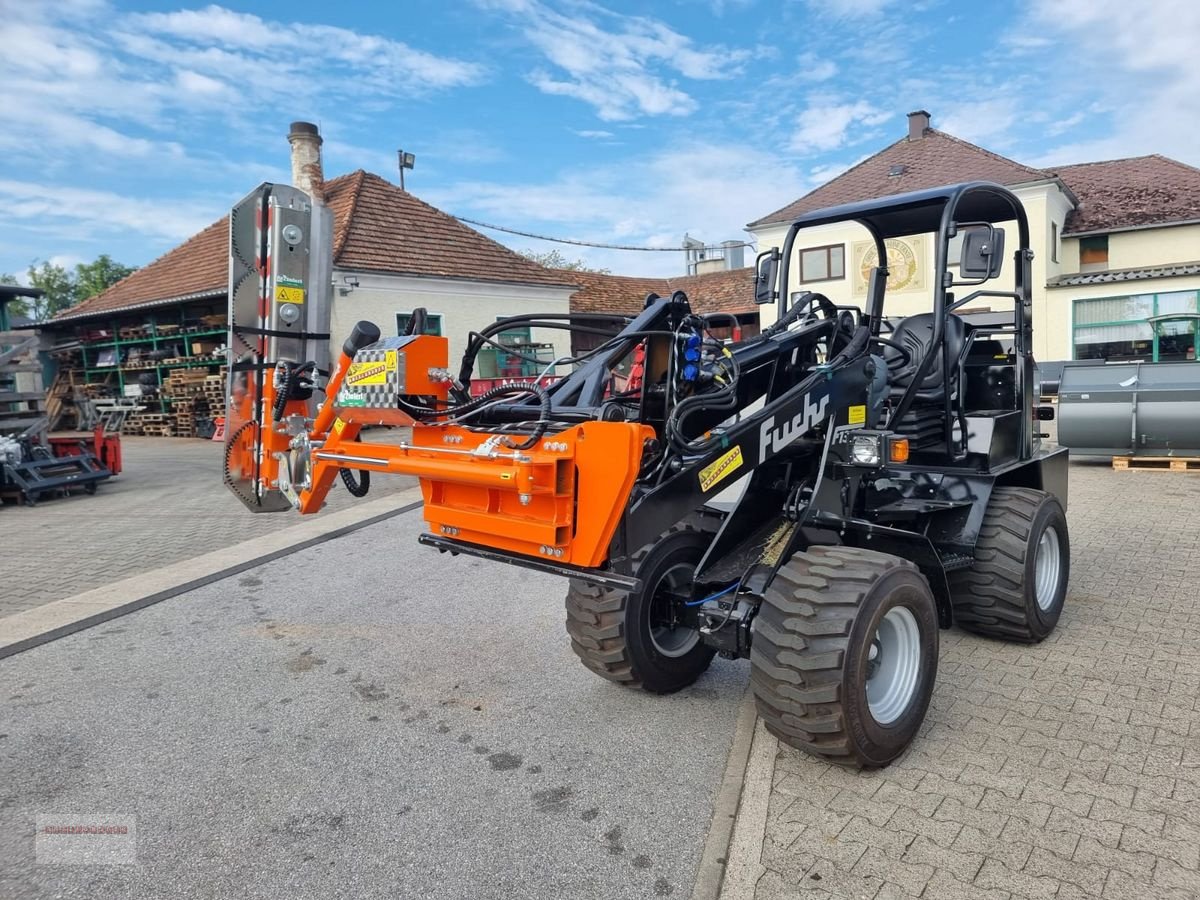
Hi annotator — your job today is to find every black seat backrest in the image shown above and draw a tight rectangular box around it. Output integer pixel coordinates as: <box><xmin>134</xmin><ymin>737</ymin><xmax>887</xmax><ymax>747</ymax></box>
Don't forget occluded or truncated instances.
<box><xmin>885</xmin><ymin>312</ymin><xmax>968</xmax><ymax>396</ymax></box>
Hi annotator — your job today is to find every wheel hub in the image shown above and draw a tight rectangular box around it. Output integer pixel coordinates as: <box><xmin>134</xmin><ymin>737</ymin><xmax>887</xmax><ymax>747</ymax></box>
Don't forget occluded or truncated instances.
<box><xmin>648</xmin><ymin>561</ymin><xmax>701</xmax><ymax>658</ymax></box>
<box><xmin>865</xmin><ymin>606</ymin><xmax>921</xmax><ymax>726</ymax></box>
<box><xmin>1034</xmin><ymin>526</ymin><xmax>1062</xmax><ymax>612</ymax></box>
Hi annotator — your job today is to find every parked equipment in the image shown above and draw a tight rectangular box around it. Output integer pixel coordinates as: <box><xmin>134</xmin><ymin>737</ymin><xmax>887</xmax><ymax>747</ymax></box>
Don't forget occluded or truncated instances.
<box><xmin>224</xmin><ymin>180</ymin><xmax>1070</xmax><ymax>767</ymax></box>
<box><xmin>1058</xmin><ymin>360</ymin><xmax>1200</xmax><ymax>457</ymax></box>
<box><xmin>1</xmin><ymin>434</ymin><xmax>110</xmax><ymax>505</ymax></box>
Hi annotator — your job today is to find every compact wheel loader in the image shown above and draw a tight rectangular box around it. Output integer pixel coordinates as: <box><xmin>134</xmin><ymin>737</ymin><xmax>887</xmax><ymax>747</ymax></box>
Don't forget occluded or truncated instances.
<box><xmin>225</xmin><ymin>180</ymin><xmax>1069</xmax><ymax>767</ymax></box>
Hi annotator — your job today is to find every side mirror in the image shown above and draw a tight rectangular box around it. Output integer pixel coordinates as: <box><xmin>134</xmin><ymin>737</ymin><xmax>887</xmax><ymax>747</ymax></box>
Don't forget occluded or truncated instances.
<box><xmin>960</xmin><ymin>226</ymin><xmax>1005</xmax><ymax>279</ymax></box>
<box><xmin>754</xmin><ymin>248</ymin><xmax>780</xmax><ymax>305</ymax></box>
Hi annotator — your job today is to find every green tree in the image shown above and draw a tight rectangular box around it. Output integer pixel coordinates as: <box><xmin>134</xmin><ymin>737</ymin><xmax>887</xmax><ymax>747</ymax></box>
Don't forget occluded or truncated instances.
<box><xmin>15</xmin><ymin>255</ymin><xmax>137</xmax><ymax>321</ymax></box>
<box><xmin>0</xmin><ymin>272</ymin><xmax>24</xmax><ymax>321</ymax></box>
<box><xmin>73</xmin><ymin>254</ymin><xmax>136</xmax><ymax>303</ymax></box>
<box><xmin>519</xmin><ymin>248</ymin><xmax>611</xmax><ymax>274</ymax></box>
<box><xmin>25</xmin><ymin>261</ymin><xmax>74</xmax><ymax>321</ymax></box>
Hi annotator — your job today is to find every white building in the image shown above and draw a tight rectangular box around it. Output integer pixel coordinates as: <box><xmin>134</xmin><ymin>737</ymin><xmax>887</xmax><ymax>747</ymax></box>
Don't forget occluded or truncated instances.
<box><xmin>748</xmin><ymin>111</ymin><xmax>1200</xmax><ymax>364</ymax></box>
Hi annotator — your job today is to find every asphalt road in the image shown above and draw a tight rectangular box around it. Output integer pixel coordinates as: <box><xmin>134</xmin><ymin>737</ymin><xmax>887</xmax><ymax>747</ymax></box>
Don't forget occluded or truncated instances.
<box><xmin>0</xmin><ymin>511</ymin><xmax>747</xmax><ymax>900</ymax></box>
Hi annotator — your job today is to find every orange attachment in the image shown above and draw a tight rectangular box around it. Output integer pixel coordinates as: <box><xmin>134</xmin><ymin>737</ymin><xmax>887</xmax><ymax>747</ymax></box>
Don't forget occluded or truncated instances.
<box><xmin>889</xmin><ymin>437</ymin><xmax>910</xmax><ymax>464</ymax></box>
<box><xmin>303</xmin><ymin>420</ymin><xmax>653</xmax><ymax>568</ymax></box>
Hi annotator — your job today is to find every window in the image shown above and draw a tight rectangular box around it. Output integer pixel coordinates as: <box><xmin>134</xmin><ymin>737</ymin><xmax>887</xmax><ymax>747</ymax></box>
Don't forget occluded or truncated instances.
<box><xmin>799</xmin><ymin>244</ymin><xmax>845</xmax><ymax>283</ymax></box>
<box><xmin>1051</xmin><ymin>222</ymin><xmax>1058</xmax><ymax>263</ymax></box>
<box><xmin>1079</xmin><ymin>235</ymin><xmax>1108</xmax><ymax>272</ymax></box>
<box><xmin>479</xmin><ymin>320</ymin><xmax>557</xmax><ymax>378</ymax></box>
<box><xmin>1072</xmin><ymin>291</ymin><xmax>1199</xmax><ymax>362</ymax></box>
<box><xmin>396</xmin><ymin>312</ymin><xmax>442</xmax><ymax>336</ymax></box>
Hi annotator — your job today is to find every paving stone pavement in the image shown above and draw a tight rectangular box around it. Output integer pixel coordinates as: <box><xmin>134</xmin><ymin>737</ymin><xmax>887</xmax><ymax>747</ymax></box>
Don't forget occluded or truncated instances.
<box><xmin>752</xmin><ymin>460</ymin><xmax>1200</xmax><ymax>900</ymax></box>
<box><xmin>0</xmin><ymin>434</ymin><xmax>415</xmax><ymax>619</ymax></box>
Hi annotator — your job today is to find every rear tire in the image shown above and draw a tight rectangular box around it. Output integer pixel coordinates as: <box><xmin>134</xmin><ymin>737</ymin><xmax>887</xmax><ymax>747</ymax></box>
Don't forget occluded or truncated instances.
<box><xmin>565</xmin><ymin>527</ymin><xmax>716</xmax><ymax>694</ymax></box>
<box><xmin>949</xmin><ymin>487</ymin><xmax>1069</xmax><ymax>642</ymax></box>
<box><xmin>751</xmin><ymin>546</ymin><xmax>939</xmax><ymax>768</ymax></box>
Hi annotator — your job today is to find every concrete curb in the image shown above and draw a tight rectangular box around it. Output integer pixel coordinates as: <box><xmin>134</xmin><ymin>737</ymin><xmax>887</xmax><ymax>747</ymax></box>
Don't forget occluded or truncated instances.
<box><xmin>691</xmin><ymin>686</ymin><xmax>759</xmax><ymax>900</ymax></box>
<box><xmin>0</xmin><ymin>489</ymin><xmax>423</xmax><ymax>660</ymax></box>
<box><xmin>717</xmin><ymin>717</ymin><xmax>779</xmax><ymax>900</ymax></box>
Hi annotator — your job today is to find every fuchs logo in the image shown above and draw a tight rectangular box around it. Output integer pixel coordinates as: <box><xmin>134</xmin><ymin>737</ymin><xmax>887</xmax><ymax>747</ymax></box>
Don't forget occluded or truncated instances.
<box><xmin>759</xmin><ymin>393</ymin><xmax>829</xmax><ymax>462</ymax></box>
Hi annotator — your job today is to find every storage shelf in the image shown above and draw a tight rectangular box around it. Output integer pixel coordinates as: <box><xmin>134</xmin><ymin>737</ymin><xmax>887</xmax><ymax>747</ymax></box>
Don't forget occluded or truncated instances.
<box><xmin>84</xmin><ymin>359</ymin><xmax>225</xmax><ymax>375</ymax></box>
<box><xmin>81</xmin><ymin>327</ymin><xmax>227</xmax><ymax>350</ymax></box>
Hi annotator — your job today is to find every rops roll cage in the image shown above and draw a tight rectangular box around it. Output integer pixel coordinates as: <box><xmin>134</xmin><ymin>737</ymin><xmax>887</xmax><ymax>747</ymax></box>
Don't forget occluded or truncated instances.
<box><xmin>763</xmin><ymin>181</ymin><xmax>1036</xmax><ymax>460</ymax></box>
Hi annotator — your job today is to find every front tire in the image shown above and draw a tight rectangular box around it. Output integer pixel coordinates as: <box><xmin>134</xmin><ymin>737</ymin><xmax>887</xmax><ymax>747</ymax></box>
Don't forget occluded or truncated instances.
<box><xmin>949</xmin><ymin>486</ymin><xmax>1069</xmax><ymax>642</ymax></box>
<box><xmin>565</xmin><ymin>527</ymin><xmax>716</xmax><ymax>694</ymax></box>
<box><xmin>751</xmin><ymin>546</ymin><xmax>939</xmax><ymax>768</ymax></box>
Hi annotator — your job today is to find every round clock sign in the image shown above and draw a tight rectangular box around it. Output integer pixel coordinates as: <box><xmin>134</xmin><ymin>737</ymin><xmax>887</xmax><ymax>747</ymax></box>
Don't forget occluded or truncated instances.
<box><xmin>860</xmin><ymin>238</ymin><xmax>921</xmax><ymax>292</ymax></box>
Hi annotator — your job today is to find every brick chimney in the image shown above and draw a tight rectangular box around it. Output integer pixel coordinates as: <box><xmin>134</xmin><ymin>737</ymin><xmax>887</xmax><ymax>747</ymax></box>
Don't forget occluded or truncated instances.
<box><xmin>288</xmin><ymin>121</ymin><xmax>325</xmax><ymax>201</ymax></box>
<box><xmin>907</xmin><ymin>109</ymin><xmax>931</xmax><ymax>141</ymax></box>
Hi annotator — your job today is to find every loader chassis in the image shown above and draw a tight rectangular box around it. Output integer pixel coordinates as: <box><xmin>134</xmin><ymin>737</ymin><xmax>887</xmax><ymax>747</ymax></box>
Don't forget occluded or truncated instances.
<box><xmin>225</xmin><ymin>180</ymin><xmax>1070</xmax><ymax>767</ymax></box>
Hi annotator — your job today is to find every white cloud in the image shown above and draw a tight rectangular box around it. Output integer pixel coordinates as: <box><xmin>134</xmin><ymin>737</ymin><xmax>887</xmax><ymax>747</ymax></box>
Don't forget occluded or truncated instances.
<box><xmin>795</xmin><ymin>52</ymin><xmax>838</xmax><ymax>83</ymax></box>
<box><xmin>428</xmin><ymin>140</ymin><xmax>807</xmax><ymax>277</ymax></box>
<box><xmin>0</xmin><ymin>3</ymin><xmax>489</xmax><ymax>176</ymax></box>
<box><xmin>1026</xmin><ymin>0</ymin><xmax>1200</xmax><ymax>165</ymax></box>
<box><xmin>572</xmin><ymin>129</ymin><xmax>617</xmax><ymax>139</ymax></box>
<box><xmin>129</xmin><ymin>5</ymin><xmax>486</xmax><ymax>92</ymax></box>
<box><xmin>0</xmin><ymin>179</ymin><xmax>221</xmax><ymax>244</ymax></box>
<box><xmin>479</xmin><ymin>0</ymin><xmax>749</xmax><ymax>121</ymax></box>
<box><xmin>938</xmin><ymin>98</ymin><xmax>1020</xmax><ymax>147</ymax></box>
<box><xmin>790</xmin><ymin>101</ymin><xmax>891</xmax><ymax>153</ymax></box>
<box><xmin>803</xmin><ymin>0</ymin><xmax>897</xmax><ymax>17</ymax></box>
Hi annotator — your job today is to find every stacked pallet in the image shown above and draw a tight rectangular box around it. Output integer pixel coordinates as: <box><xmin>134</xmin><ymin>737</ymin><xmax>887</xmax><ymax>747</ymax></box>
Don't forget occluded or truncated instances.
<box><xmin>203</xmin><ymin>370</ymin><xmax>227</xmax><ymax>420</ymax></box>
<box><xmin>161</xmin><ymin>369</ymin><xmax>215</xmax><ymax>437</ymax></box>
<box><xmin>136</xmin><ymin>413</ymin><xmax>175</xmax><ymax>437</ymax></box>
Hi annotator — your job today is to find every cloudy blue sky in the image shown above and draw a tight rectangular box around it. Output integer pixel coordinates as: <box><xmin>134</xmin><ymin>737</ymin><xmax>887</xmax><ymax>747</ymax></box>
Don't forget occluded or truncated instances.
<box><xmin>2</xmin><ymin>0</ymin><xmax>1198</xmax><ymax>279</ymax></box>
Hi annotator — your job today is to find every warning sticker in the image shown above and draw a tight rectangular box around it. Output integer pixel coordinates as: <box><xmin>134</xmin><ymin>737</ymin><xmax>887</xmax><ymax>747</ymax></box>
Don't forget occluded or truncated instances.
<box><xmin>699</xmin><ymin>445</ymin><xmax>744</xmax><ymax>493</ymax></box>
<box><xmin>345</xmin><ymin>351</ymin><xmax>397</xmax><ymax>386</ymax></box>
<box><xmin>848</xmin><ymin>404</ymin><xmax>866</xmax><ymax>426</ymax></box>
<box><xmin>275</xmin><ymin>285</ymin><xmax>305</xmax><ymax>305</ymax></box>
<box><xmin>332</xmin><ymin>418</ymin><xmax>346</xmax><ymax>436</ymax></box>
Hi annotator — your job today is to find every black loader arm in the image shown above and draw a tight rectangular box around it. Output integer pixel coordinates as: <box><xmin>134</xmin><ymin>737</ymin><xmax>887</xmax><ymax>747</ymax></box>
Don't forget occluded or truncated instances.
<box><xmin>617</xmin><ymin>324</ymin><xmax>875</xmax><ymax>573</ymax></box>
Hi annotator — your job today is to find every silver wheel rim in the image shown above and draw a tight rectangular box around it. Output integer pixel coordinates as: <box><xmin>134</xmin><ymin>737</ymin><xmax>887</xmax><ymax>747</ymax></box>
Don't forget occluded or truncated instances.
<box><xmin>865</xmin><ymin>606</ymin><xmax>922</xmax><ymax>726</ymax></box>
<box><xmin>649</xmin><ymin>562</ymin><xmax>701</xmax><ymax>658</ymax></box>
<box><xmin>1034</xmin><ymin>526</ymin><xmax>1062</xmax><ymax>612</ymax></box>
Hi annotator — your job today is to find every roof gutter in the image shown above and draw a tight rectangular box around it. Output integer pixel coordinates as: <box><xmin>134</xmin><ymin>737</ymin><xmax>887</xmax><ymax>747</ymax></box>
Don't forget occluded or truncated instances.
<box><xmin>44</xmin><ymin>289</ymin><xmax>225</xmax><ymax>328</ymax></box>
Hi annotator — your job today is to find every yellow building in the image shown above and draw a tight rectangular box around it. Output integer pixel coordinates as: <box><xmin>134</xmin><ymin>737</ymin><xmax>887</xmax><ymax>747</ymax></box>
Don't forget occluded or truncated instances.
<box><xmin>748</xmin><ymin>111</ymin><xmax>1200</xmax><ymax>364</ymax></box>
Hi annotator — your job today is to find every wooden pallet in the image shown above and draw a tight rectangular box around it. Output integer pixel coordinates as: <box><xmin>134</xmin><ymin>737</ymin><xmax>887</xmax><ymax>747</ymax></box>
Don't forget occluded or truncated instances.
<box><xmin>1112</xmin><ymin>456</ymin><xmax>1200</xmax><ymax>472</ymax></box>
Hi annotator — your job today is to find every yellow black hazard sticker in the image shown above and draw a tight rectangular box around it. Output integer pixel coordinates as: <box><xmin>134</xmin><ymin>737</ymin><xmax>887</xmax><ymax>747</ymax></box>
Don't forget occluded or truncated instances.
<box><xmin>699</xmin><ymin>446</ymin><xmax>744</xmax><ymax>493</ymax></box>
<box><xmin>345</xmin><ymin>351</ymin><xmax>397</xmax><ymax>386</ymax></box>
<box><xmin>275</xmin><ymin>284</ymin><xmax>305</xmax><ymax>304</ymax></box>
<box><xmin>332</xmin><ymin>417</ymin><xmax>347</xmax><ymax>436</ymax></box>
<box><xmin>848</xmin><ymin>404</ymin><xmax>866</xmax><ymax>425</ymax></box>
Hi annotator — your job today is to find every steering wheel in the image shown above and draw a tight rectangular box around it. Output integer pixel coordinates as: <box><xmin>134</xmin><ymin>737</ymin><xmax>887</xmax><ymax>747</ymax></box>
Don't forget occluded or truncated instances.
<box><xmin>869</xmin><ymin>334</ymin><xmax>912</xmax><ymax>371</ymax></box>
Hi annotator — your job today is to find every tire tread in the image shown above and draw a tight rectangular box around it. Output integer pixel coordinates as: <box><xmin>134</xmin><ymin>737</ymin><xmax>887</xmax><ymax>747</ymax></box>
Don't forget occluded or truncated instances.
<box><xmin>751</xmin><ymin>545</ymin><xmax>927</xmax><ymax>767</ymax></box>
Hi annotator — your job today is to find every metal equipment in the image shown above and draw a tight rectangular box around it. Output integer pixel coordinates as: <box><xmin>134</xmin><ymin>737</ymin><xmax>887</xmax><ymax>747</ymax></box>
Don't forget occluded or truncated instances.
<box><xmin>224</xmin><ymin>180</ymin><xmax>1071</xmax><ymax>768</ymax></box>
<box><xmin>0</xmin><ymin>434</ymin><xmax>111</xmax><ymax>505</ymax></box>
<box><xmin>1058</xmin><ymin>360</ymin><xmax>1200</xmax><ymax>457</ymax></box>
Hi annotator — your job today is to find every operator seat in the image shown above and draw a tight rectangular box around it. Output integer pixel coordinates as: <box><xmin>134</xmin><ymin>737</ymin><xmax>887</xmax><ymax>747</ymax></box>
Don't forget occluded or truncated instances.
<box><xmin>883</xmin><ymin>312</ymin><xmax>970</xmax><ymax>448</ymax></box>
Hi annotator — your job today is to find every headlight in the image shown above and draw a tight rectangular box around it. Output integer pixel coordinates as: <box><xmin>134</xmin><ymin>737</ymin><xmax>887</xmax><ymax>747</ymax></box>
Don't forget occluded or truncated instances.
<box><xmin>850</xmin><ymin>434</ymin><xmax>881</xmax><ymax>465</ymax></box>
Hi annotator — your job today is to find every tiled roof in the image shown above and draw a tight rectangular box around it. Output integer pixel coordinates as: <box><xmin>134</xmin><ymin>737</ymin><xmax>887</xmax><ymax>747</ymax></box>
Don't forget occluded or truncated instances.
<box><xmin>1050</xmin><ymin>155</ymin><xmax>1200</xmax><ymax>234</ymax></box>
<box><xmin>56</xmin><ymin>170</ymin><xmax>575</xmax><ymax>323</ymax></box>
<box><xmin>55</xmin><ymin>217</ymin><xmax>229</xmax><ymax>321</ymax></box>
<box><xmin>749</xmin><ymin>130</ymin><xmax>1046</xmax><ymax>228</ymax></box>
<box><xmin>331</xmin><ymin>171</ymin><xmax>576</xmax><ymax>287</ymax></box>
<box><xmin>1047</xmin><ymin>260</ymin><xmax>1200</xmax><ymax>287</ymax></box>
<box><xmin>565</xmin><ymin>267</ymin><xmax>757</xmax><ymax>317</ymax></box>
